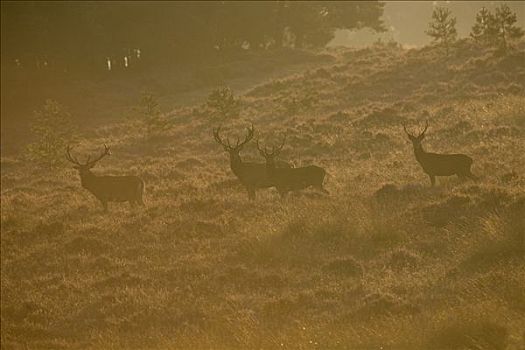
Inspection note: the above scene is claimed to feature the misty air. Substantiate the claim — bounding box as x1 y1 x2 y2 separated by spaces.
1 1 525 349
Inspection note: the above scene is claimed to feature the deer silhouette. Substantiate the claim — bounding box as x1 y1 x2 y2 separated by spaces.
66 144 145 211
257 135 328 199
403 121 476 186
213 124 292 200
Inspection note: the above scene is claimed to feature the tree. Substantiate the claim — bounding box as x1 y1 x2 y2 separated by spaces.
494 4 524 52
470 4 524 53
26 99 76 166
425 7 457 56
470 7 498 45
1 1 386 68
135 91 170 138
206 87 240 123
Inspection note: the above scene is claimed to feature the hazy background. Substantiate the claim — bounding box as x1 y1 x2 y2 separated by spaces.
1 1 525 349
330 1 525 47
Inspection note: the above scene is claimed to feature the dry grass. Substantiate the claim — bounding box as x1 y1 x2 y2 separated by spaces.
2 41 525 349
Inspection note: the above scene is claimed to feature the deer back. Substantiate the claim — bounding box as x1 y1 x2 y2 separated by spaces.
417 152 473 176
268 165 325 191
81 172 144 202
234 159 292 189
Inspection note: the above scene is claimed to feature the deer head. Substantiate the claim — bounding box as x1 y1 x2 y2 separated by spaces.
66 144 111 175
403 120 429 150
213 124 255 164
256 134 286 167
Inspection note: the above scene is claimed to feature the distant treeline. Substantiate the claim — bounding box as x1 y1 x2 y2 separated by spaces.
1 1 384 70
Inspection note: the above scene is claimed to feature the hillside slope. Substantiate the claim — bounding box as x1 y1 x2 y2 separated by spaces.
1 41 525 349
0 48 335 155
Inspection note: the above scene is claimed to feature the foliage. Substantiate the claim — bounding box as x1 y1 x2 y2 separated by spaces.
470 4 524 53
1 1 385 65
470 7 498 45
206 87 240 123
135 91 171 138
25 99 76 166
425 6 457 56
494 4 524 52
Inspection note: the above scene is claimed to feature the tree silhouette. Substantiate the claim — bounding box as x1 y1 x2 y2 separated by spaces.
1 1 385 70
425 6 457 56
470 4 523 53
471 7 498 45
494 4 524 53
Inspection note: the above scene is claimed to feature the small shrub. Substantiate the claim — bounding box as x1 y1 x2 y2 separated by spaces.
282 92 318 116
206 86 240 123
422 195 471 227
389 248 419 270
135 91 171 138
323 257 363 277
427 320 508 350
355 292 411 319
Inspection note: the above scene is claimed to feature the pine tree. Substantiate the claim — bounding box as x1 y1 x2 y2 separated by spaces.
494 4 524 53
425 7 457 56
470 4 524 53
206 87 240 123
470 7 497 44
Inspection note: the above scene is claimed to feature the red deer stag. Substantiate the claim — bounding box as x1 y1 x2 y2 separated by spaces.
403 121 476 186
66 144 145 211
257 136 328 199
213 124 292 200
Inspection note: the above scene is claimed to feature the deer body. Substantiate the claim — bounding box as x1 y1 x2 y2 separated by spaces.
214 125 292 200
257 137 328 199
67 144 145 211
79 172 145 210
404 122 476 186
267 164 327 198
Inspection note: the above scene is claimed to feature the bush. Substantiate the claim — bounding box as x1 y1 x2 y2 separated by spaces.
206 86 240 123
134 91 171 138
427 320 508 350
26 99 76 166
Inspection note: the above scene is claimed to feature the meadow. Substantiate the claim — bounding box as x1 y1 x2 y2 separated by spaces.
1 40 525 349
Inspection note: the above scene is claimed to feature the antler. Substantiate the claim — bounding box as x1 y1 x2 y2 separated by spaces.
66 144 111 168
213 124 254 151
213 126 231 150
86 144 111 168
402 122 414 138
419 120 429 138
256 138 268 157
257 134 286 158
65 145 82 165
235 124 254 150
274 134 286 156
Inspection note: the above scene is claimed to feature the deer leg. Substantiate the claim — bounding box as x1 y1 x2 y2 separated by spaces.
247 188 256 201
466 169 478 181
428 174 436 187
137 182 145 206
101 201 108 212
317 184 329 194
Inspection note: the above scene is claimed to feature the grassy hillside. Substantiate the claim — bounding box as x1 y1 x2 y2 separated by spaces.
0 48 335 155
2 40 525 349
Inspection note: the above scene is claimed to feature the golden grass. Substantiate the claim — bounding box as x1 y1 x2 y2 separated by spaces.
2 42 525 349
